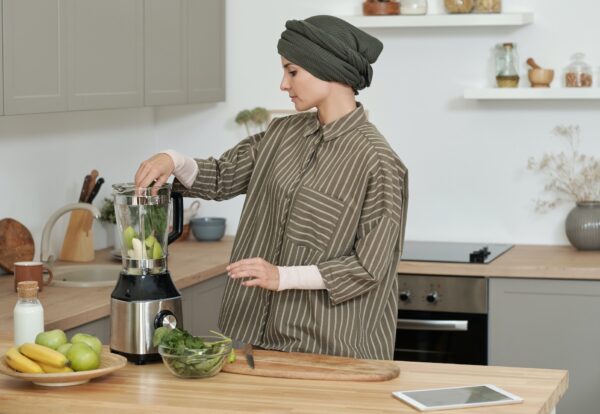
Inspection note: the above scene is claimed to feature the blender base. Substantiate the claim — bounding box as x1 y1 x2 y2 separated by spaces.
110 348 162 365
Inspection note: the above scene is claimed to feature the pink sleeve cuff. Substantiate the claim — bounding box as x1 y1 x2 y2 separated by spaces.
277 265 326 291
161 149 198 189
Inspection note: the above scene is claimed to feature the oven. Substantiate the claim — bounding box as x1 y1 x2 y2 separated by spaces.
394 274 488 365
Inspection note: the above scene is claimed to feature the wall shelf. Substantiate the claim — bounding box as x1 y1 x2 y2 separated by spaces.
341 12 534 28
464 88 600 100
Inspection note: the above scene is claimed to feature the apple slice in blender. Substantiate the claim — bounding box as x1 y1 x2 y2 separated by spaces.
132 238 144 260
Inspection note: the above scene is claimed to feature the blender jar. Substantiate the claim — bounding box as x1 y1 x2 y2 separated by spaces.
113 183 183 274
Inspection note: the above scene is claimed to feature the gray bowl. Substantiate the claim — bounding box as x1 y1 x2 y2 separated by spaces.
190 217 226 241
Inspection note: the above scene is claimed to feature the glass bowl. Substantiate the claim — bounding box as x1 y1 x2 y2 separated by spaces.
158 336 232 379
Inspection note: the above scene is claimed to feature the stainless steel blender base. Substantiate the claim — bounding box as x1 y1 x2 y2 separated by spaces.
110 296 183 364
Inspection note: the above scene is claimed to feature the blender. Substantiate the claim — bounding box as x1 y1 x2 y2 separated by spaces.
110 183 184 364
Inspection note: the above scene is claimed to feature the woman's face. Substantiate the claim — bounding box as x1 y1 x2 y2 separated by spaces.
280 57 331 112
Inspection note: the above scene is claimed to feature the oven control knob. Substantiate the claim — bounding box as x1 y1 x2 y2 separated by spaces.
426 292 438 303
399 291 411 301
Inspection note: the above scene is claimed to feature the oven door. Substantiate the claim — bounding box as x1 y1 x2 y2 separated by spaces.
394 310 487 365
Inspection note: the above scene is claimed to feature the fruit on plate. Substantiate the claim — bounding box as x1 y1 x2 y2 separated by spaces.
35 329 68 350
39 362 74 373
66 343 100 372
5 347 43 374
71 333 102 356
57 343 72 356
19 343 69 368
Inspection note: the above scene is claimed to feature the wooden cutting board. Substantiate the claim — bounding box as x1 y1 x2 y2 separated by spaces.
221 349 400 381
0 218 35 272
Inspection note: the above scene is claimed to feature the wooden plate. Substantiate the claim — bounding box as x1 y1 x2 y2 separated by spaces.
0 348 127 386
0 218 35 273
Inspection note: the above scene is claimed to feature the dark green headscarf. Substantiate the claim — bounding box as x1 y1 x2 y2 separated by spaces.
277 15 383 94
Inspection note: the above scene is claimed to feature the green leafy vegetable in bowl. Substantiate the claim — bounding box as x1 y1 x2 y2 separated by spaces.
153 327 235 378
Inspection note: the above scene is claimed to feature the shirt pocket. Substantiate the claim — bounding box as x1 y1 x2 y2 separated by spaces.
285 186 346 251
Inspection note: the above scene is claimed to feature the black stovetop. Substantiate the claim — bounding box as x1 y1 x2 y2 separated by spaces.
401 241 514 264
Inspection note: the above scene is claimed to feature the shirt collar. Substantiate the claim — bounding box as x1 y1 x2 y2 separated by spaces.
302 103 367 142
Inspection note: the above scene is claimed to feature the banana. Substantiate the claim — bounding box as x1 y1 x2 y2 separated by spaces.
5 347 44 374
19 343 68 368
39 362 74 373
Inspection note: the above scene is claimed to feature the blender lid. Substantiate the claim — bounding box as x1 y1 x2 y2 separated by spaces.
113 182 171 206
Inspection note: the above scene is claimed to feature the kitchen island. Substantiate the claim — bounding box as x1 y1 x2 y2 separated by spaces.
0 339 567 414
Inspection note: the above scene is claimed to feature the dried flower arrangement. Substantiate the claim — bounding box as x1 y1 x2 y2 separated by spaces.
234 107 269 136
527 125 600 212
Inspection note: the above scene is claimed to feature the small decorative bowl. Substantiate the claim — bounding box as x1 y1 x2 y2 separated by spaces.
190 217 226 241
158 337 232 379
528 68 555 88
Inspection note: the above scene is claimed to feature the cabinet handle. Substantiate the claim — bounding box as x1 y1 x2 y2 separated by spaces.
396 319 468 331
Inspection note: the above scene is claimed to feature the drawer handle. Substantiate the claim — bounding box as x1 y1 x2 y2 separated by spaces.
396 319 468 331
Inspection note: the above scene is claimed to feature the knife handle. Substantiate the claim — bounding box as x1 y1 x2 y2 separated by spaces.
85 169 99 202
87 177 105 203
78 175 92 202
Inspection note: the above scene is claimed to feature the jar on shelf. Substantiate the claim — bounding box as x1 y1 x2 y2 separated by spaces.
474 0 501 13
444 0 473 13
400 0 427 15
495 43 520 88
565 53 593 87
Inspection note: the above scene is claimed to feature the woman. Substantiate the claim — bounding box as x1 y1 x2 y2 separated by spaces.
135 15 408 360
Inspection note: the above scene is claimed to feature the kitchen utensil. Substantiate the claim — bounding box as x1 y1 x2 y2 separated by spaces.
78 175 92 203
528 68 555 88
242 343 255 369
87 178 105 203
13 262 53 292
86 169 99 201
0 347 127 387
222 349 400 381
526 57 541 70
110 182 184 364
0 219 35 273
190 217 226 241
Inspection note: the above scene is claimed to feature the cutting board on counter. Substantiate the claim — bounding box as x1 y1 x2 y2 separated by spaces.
221 349 400 381
0 218 35 272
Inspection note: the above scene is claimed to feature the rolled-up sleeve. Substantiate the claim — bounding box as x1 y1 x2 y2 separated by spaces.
172 131 266 201
317 158 408 306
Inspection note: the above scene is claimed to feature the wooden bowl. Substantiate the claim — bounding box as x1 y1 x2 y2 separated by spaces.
363 1 400 15
528 68 555 88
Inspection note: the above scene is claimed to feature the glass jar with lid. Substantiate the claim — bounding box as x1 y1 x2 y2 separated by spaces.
495 43 520 88
474 0 501 13
400 0 427 15
565 53 593 87
444 0 473 13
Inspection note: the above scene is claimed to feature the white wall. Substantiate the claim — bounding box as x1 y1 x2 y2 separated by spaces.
1 0 598 267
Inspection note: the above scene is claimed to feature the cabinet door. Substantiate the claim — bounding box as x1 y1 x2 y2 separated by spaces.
144 0 187 106
489 278 600 414
3 0 68 115
66 0 143 110
187 0 225 103
181 274 227 335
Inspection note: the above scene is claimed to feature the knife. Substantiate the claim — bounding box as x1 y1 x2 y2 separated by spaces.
86 177 105 203
78 175 92 202
86 169 99 202
243 343 255 369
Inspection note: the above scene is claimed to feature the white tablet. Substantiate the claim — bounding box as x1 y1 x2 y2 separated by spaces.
392 384 523 412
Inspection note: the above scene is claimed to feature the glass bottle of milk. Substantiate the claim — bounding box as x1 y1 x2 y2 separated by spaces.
13 281 45 347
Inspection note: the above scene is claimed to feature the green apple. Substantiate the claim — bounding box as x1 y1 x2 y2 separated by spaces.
71 333 102 355
35 329 68 350
123 226 137 249
57 343 72 356
67 343 100 371
152 242 163 260
145 234 157 248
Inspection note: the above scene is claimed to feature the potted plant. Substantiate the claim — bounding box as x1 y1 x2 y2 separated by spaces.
99 197 120 251
527 125 600 250
234 107 270 136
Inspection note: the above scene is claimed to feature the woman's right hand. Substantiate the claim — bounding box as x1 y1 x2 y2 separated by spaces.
134 153 175 188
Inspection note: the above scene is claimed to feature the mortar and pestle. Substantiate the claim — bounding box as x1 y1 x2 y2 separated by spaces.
527 58 554 88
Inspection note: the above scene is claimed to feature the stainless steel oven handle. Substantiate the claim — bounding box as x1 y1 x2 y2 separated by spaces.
396 319 469 331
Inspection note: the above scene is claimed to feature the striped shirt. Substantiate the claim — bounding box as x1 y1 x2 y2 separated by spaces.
173 103 408 360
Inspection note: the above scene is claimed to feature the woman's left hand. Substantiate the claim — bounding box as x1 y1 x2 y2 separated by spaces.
227 258 280 291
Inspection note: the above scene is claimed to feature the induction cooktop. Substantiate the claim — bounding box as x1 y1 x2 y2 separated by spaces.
401 241 514 264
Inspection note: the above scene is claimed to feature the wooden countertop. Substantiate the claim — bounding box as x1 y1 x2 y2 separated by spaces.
0 237 235 336
0 237 598 339
397 244 600 279
0 340 568 414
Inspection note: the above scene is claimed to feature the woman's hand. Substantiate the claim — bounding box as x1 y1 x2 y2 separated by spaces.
227 258 280 291
134 153 175 188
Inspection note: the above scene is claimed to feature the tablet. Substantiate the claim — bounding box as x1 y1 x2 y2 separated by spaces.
392 384 523 411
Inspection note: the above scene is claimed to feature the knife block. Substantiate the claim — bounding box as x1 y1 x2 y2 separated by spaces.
59 209 95 262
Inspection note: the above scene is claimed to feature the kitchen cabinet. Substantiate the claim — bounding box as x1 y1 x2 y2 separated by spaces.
144 0 225 106
489 277 600 414
180 273 227 335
